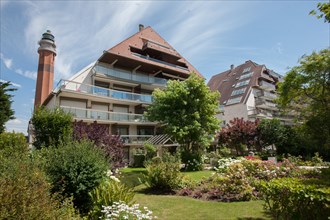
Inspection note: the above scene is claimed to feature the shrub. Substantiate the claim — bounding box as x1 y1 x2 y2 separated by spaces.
0 152 77 219
73 121 125 169
101 201 157 220
181 151 203 171
144 142 157 161
89 177 135 219
0 132 27 157
144 159 183 191
215 157 242 172
133 154 146 167
32 107 73 149
40 141 109 214
259 178 330 220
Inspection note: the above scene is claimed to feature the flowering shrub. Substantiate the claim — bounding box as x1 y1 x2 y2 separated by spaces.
101 201 157 220
89 173 135 219
144 159 183 191
214 158 242 172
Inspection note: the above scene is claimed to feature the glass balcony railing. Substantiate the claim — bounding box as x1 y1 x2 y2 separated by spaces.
120 135 153 144
61 106 152 123
57 80 153 103
259 80 276 91
93 64 167 85
255 90 277 99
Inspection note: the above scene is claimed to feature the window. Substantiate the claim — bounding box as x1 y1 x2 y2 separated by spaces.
235 79 250 88
226 96 242 105
231 88 246 96
239 72 253 80
242 67 251 73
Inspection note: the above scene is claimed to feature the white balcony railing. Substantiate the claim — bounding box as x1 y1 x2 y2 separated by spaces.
61 106 152 123
120 135 153 144
57 80 153 104
259 80 276 91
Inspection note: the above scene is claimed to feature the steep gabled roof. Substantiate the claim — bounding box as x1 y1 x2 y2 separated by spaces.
98 26 202 79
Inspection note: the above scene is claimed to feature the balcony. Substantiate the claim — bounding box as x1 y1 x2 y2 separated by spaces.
94 64 167 85
57 80 153 104
259 73 275 82
258 80 276 91
61 106 154 124
255 99 278 110
132 53 189 72
120 135 153 145
255 90 277 100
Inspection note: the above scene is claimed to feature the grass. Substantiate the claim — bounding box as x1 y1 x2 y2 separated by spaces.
120 168 270 219
135 193 270 220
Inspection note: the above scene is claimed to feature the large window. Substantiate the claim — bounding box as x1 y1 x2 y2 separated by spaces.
231 88 246 96
242 67 251 73
235 79 250 88
239 72 253 80
226 96 242 105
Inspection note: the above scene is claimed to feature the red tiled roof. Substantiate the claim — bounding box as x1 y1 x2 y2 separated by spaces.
98 26 202 79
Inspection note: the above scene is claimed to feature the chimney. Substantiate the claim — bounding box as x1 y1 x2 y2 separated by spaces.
230 64 234 70
34 30 57 109
139 24 144 31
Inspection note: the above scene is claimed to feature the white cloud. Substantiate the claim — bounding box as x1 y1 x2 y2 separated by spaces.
5 118 29 135
0 52 13 69
15 69 37 80
0 79 22 88
0 53 37 80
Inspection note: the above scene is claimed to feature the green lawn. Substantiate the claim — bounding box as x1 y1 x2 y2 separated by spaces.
119 168 270 219
135 193 270 220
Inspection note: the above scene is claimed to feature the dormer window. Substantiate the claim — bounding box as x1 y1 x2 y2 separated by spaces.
242 67 251 73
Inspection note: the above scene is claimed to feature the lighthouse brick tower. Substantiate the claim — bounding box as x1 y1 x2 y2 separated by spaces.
34 30 56 109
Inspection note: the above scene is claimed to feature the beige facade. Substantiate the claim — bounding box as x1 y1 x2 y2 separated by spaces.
35 26 201 164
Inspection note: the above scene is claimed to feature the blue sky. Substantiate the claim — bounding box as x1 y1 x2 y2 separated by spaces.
1 0 329 135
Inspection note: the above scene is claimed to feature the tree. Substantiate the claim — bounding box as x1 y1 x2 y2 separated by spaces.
73 120 125 169
310 2 330 23
146 73 220 166
256 119 287 151
218 118 259 155
277 48 330 159
32 107 73 149
0 82 16 133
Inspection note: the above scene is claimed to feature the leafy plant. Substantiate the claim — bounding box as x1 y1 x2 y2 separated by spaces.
146 73 220 165
0 81 16 133
0 132 27 157
89 178 135 219
73 121 125 169
218 118 260 155
144 159 183 191
259 178 330 220
40 140 109 214
0 148 78 219
32 107 73 149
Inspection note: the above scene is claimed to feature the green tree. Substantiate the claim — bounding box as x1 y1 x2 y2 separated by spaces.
277 48 330 159
146 73 220 163
256 119 287 151
310 2 330 23
0 82 16 133
32 107 73 149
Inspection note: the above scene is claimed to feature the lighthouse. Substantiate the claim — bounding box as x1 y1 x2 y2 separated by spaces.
34 30 56 109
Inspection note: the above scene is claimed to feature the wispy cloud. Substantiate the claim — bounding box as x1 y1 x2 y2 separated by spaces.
0 79 22 88
0 53 12 69
21 1 252 80
0 53 37 80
